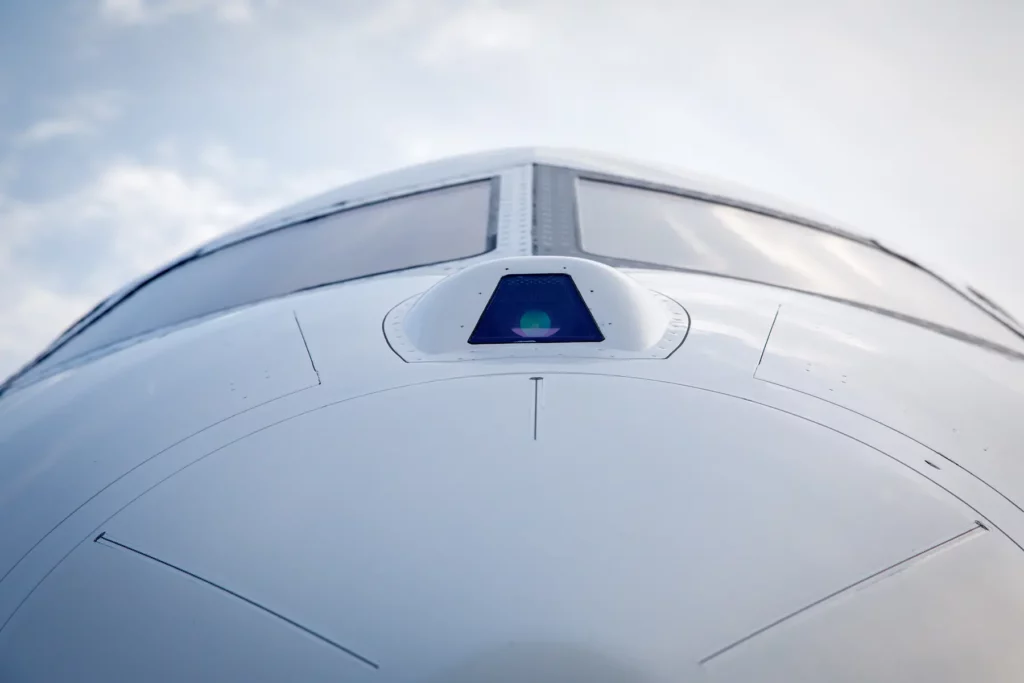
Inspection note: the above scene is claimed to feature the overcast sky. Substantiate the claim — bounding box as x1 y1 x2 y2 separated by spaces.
0 0 1021 378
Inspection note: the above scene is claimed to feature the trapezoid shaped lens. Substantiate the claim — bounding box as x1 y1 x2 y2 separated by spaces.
468 274 605 345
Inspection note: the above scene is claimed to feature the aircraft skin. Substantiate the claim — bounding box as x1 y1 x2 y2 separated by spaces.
1 148 1023 682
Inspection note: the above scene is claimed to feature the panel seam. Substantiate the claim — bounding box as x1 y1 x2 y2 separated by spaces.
699 521 988 665
92 532 378 670
292 311 321 385
530 376 543 440
756 305 781 373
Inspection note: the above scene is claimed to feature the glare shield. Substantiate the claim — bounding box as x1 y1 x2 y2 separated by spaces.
468 274 605 344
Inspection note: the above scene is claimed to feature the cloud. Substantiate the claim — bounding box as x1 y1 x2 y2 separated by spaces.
18 119 95 145
416 2 536 65
98 0 263 24
0 145 347 380
15 91 123 146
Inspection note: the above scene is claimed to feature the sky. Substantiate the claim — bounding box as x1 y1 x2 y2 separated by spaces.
0 0 1021 379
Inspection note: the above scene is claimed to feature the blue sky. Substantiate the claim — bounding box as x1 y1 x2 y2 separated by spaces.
1 0 1022 377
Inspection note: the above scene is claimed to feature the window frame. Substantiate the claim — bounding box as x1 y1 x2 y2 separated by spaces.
3 177 502 391
533 164 1024 358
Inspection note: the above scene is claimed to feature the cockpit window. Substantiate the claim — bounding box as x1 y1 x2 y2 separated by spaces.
36 180 497 370
565 176 1021 350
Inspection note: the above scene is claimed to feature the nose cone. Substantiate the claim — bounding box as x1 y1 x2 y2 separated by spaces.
12 372 977 681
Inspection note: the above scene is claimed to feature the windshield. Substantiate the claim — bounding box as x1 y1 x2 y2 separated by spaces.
575 178 1021 350
30 180 497 373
